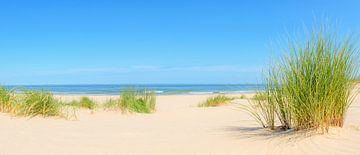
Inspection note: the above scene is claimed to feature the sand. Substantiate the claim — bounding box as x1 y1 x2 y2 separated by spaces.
0 94 360 155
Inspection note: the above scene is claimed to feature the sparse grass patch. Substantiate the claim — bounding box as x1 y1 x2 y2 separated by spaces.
239 94 246 99
198 95 234 107
120 88 156 113
68 97 96 110
104 88 156 113
103 98 121 111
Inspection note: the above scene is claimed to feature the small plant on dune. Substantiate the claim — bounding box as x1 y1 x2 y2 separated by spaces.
104 88 157 113
17 91 63 117
68 97 96 110
120 88 156 113
0 87 17 113
245 25 359 132
198 95 234 107
239 94 246 99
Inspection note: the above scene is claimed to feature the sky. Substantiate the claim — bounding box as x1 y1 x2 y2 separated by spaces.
0 0 359 85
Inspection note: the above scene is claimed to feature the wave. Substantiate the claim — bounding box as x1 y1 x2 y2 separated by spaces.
154 91 164 94
217 90 256 94
188 91 214 95
7 84 263 95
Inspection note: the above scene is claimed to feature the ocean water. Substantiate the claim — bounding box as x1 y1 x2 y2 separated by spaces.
5 84 264 95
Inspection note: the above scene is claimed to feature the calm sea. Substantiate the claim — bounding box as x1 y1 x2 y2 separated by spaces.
5 84 264 95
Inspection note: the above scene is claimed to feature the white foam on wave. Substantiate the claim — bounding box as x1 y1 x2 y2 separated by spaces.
218 90 256 94
188 91 214 95
154 91 164 94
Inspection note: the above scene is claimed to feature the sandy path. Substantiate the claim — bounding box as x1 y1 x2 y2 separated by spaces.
0 94 360 155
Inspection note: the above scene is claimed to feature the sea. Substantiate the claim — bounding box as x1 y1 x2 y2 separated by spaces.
5 84 264 95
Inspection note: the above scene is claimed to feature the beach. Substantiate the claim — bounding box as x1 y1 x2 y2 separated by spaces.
0 93 359 155
1 0 359 154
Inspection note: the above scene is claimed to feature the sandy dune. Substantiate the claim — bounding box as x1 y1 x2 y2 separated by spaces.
0 94 360 155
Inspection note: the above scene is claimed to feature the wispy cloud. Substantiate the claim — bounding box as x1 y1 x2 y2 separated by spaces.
162 65 261 72
8 65 263 77
32 68 128 76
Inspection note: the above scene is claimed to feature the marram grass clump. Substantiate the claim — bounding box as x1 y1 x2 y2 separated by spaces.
17 91 63 117
245 27 359 132
104 88 156 113
0 87 76 119
198 95 234 107
0 87 16 113
120 89 156 113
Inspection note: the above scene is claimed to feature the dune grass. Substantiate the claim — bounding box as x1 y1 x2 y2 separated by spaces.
355 76 360 83
68 97 96 110
0 86 157 117
242 91 276 129
198 95 234 107
103 98 121 110
239 94 247 99
17 91 63 117
0 87 16 113
245 26 359 132
251 93 267 101
104 88 156 113
0 87 76 119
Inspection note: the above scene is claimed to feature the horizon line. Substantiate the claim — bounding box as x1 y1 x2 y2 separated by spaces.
3 83 265 86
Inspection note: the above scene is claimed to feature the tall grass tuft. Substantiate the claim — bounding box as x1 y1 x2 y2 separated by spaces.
246 26 359 132
0 87 76 119
104 88 156 113
18 91 63 117
0 87 16 113
198 95 234 107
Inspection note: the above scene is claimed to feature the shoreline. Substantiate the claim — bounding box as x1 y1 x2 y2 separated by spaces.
53 92 256 97
22 91 259 96
5 84 263 96
54 93 255 104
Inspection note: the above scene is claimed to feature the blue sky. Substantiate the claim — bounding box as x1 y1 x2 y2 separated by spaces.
0 0 359 84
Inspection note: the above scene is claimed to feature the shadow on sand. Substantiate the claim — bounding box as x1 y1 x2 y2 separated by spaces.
219 125 321 143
